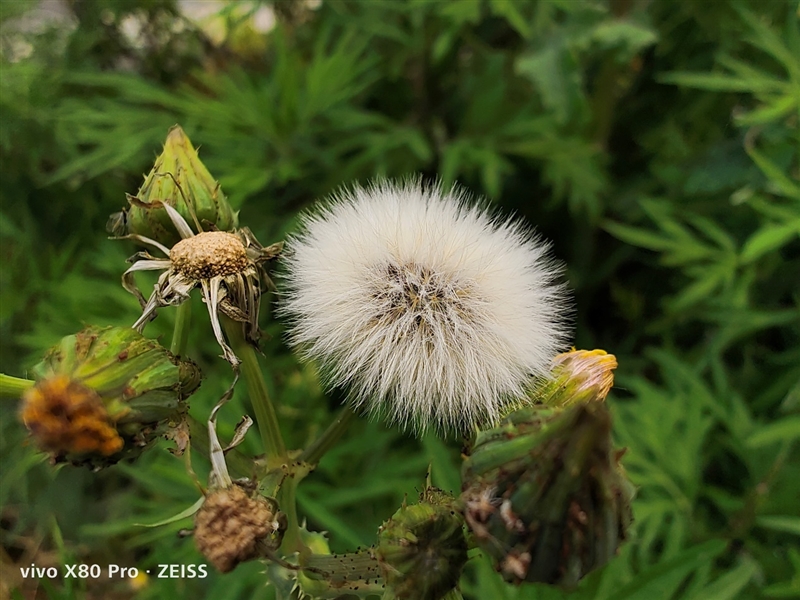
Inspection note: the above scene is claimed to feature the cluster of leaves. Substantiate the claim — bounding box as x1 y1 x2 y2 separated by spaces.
1 1 797 599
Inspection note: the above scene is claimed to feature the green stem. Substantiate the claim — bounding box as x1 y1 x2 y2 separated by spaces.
278 478 302 555
170 301 193 357
0 374 34 398
299 551 385 598
220 316 287 463
299 406 359 465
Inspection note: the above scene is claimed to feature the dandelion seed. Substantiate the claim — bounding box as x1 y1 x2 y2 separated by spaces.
280 180 570 433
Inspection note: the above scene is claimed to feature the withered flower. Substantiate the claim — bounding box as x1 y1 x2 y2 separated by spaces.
120 202 282 367
20 326 200 467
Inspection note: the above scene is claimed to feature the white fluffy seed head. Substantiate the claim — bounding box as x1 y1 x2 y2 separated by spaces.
279 180 571 434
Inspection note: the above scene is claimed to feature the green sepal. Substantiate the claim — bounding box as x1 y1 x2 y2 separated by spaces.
111 125 237 246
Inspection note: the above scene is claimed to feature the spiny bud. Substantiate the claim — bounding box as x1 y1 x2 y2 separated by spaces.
194 484 285 573
21 326 200 467
533 349 618 408
108 125 237 246
461 401 634 586
375 487 468 600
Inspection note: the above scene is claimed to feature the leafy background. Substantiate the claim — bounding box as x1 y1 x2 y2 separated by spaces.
1 0 798 599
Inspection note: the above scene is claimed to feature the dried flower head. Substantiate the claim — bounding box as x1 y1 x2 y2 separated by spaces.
461 401 634 585
20 326 199 466
194 484 285 573
280 181 570 432
120 202 282 367
22 375 123 456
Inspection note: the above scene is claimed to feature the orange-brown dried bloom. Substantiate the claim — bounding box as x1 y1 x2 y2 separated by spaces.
194 485 284 573
21 375 124 456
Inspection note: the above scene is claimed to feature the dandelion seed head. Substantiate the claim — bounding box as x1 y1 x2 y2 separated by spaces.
280 180 570 433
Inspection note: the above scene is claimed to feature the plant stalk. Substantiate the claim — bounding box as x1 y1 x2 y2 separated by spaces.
299 551 385 598
170 301 193 357
299 406 359 465
278 478 303 555
0 374 34 398
220 316 287 463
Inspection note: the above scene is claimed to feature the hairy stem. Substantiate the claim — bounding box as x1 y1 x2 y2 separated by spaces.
220 316 287 463
299 406 359 465
170 301 193 357
0 374 34 398
299 551 385 598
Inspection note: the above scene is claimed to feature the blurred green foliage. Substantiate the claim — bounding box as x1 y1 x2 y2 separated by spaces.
1 0 798 599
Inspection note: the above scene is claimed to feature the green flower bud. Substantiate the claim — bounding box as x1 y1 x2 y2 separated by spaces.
108 125 237 246
461 401 634 585
375 487 469 600
21 326 200 466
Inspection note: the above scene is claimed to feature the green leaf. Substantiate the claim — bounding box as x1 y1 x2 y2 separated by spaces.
489 0 531 39
756 515 800 536
745 415 800 447
516 44 575 123
667 269 726 312
603 221 673 251
746 144 800 200
740 221 800 263
686 558 757 600
132 496 204 528
589 20 657 59
612 540 727 600
660 71 786 93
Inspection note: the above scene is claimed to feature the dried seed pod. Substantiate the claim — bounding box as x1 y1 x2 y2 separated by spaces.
194 484 285 573
20 326 199 467
461 401 634 586
375 487 468 600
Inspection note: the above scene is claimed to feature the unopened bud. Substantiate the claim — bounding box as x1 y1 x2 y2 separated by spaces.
533 349 618 408
375 487 468 600
108 125 237 246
